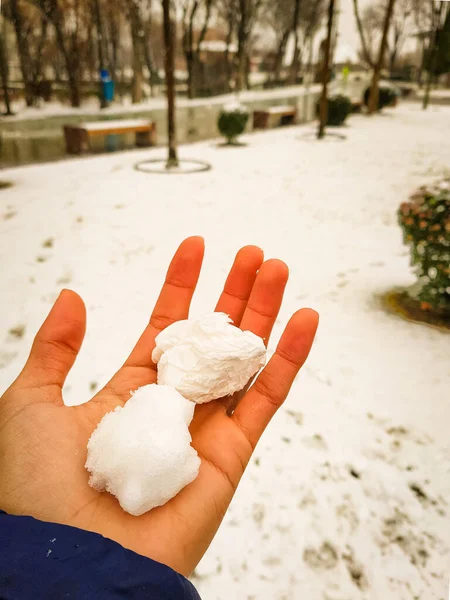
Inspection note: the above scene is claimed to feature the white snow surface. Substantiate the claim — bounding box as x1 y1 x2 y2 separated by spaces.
0 102 449 599
82 119 153 132
85 384 200 516
152 312 266 403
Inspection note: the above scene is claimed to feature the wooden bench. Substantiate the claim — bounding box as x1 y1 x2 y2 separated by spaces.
253 105 297 129
64 119 157 154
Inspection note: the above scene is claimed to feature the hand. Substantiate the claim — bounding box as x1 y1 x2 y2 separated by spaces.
0 237 318 577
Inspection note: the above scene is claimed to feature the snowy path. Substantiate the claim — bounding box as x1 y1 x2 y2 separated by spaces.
1 102 449 599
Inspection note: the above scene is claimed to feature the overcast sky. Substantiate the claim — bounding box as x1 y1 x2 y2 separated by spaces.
338 0 360 49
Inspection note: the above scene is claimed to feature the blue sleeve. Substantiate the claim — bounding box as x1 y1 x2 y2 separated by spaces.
0 511 201 599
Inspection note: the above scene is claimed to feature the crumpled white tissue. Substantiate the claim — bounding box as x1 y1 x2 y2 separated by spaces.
85 384 200 516
152 312 266 404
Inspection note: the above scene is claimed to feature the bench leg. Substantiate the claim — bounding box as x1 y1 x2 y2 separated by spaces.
136 131 150 147
64 127 80 154
135 125 157 147
64 128 91 154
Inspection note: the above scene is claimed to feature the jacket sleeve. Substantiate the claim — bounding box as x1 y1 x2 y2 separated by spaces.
0 511 201 600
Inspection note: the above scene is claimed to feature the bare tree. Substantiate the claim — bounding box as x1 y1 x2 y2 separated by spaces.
264 0 295 83
302 0 326 47
354 0 413 73
387 0 413 73
31 0 92 107
235 0 264 91
141 1 157 95
103 2 121 82
30 14 48 88
4 0 52 102
423 1 446 110
217 0 237 91
288 0 302 84
163 0 178 167
412 0 433 86
3 0 35 106
125 0 144 102
0 16 13 115
92 0 107 107
181 0 214 98
317 0 336 138
367 0 397 114
125 0 156 102
352 0 376 67
265 0 325 86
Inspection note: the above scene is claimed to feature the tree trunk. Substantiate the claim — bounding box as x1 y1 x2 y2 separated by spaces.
416 36 426 87
66 57 82 107
224 12 234 92
236 0 248 91
32 17 48 87
105 8 119 82
93 0 107 108
0 23 13 116
162 0 178 168
352 0 374 68
183 2 198 100
126 0 147 103
142 20 156 97
8 0 34 106
318 0 335 139
368 0 397 114
288 0 302 85
274 31 290 82
423 2 444 110
302 32 314 122
186 51 195 99
193 0 213 97
132 1 156 99
389 48 396 75
52 15 82 107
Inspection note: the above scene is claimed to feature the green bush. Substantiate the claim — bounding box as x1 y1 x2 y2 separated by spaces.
379 87 397 108
364 86 397 110
218 104 249 144
398 178 450 314
326 95 352 126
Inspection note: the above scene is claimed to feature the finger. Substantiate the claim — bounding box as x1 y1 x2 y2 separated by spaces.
122 236 205 370
221 259 288 413
239 259 289 345
19 289 86 390
232 309 319 450
215 245 264 326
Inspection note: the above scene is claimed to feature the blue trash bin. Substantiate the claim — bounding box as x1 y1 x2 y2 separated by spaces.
100 70 115 103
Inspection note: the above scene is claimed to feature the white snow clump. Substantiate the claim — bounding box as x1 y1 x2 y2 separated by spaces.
152 312 266 404
223 101 248 114
85 384 200 516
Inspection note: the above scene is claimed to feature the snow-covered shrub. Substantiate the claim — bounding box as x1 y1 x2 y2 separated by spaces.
364 86 397 110
398 178 450 314
323 95 352 126
379 87 398 108
218 102 249 144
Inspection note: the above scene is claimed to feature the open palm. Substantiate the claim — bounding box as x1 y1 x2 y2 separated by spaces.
0 237 318 577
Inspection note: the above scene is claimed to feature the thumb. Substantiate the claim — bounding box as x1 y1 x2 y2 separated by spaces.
19 289 86 390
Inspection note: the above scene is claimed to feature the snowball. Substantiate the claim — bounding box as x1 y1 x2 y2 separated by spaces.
152 312 266 404
85 384 200 516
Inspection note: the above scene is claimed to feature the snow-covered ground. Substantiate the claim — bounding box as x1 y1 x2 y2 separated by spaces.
1 102 449 599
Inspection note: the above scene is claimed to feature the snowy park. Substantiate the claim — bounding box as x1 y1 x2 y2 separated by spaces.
1 101 449 599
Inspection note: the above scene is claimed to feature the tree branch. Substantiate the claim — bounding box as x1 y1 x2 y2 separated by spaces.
352 0 375 67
